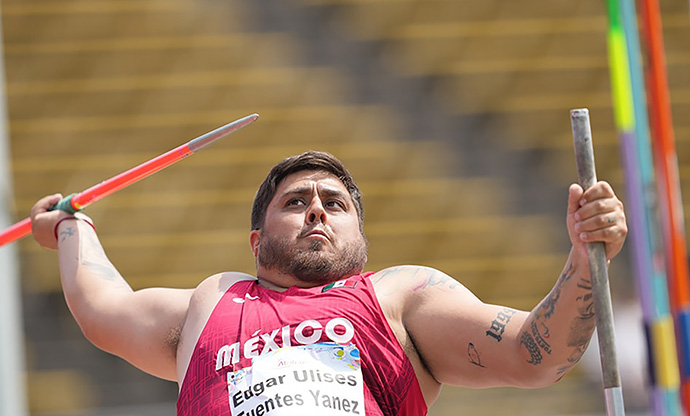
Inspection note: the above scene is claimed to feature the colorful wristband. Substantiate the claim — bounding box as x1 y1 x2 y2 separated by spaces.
53 216 97 241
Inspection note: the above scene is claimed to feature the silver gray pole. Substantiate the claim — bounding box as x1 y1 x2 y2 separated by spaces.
570 108 626 416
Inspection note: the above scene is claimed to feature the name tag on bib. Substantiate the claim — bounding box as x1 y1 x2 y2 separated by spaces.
227 343 365 416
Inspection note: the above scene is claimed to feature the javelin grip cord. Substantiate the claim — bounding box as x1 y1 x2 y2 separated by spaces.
51 193 80 214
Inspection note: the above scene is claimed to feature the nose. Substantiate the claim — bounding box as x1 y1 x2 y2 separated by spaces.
306 198 327 225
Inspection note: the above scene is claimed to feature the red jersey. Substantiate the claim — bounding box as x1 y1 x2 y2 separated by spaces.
177 272 427 416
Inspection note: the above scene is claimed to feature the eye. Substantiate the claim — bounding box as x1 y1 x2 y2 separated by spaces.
286 198 305 207
325 200 345 210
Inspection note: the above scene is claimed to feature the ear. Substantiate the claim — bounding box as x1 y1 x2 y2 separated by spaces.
249 229 261 258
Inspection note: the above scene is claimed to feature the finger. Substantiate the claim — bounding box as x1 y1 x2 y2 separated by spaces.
30 193 63 218
580 181 615 204
568 184 584 214
575 198 623 221
575 215 628 243
579 225 626 244
575 212 622 234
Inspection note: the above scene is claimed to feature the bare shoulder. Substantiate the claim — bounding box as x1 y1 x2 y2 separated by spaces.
368 265 482 401
176 271 256 383
184 271 257 328
190 272 257 305
369 265 473 301
369 265 480 324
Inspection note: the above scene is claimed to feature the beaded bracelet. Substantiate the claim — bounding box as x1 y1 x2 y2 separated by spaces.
53 216 97 241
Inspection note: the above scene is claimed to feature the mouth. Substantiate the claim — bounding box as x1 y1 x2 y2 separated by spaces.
301 229 331 241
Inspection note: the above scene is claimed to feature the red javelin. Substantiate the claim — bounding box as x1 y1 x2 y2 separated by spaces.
0 113 259 247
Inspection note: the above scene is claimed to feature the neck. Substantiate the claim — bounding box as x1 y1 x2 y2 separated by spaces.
255 269 321 291
255 276 292 292
255 267 353 291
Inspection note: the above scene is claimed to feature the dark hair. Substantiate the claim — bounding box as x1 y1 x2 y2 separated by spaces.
251 151 364 231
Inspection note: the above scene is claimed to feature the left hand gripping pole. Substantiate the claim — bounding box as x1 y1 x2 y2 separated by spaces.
570 108 626 416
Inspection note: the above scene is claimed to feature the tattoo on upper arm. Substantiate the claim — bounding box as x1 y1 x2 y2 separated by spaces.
371 267 461 294
485 308 517 342
369 268 398 285
412 268 460 291
467 343 485 368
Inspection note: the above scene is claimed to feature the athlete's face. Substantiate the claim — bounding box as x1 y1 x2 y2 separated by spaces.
250 170 368 285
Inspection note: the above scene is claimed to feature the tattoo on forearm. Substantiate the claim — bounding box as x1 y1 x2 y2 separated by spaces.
538 287 560 320
82 230 108 260
520 332 543 365
536 263 574 320
557 339 591 376
521 262 597 375
81 260 122 281
530 321 552 354
576 278 595 319
59 226 75 242
564 315 595 361
540 322 550 339
577 277 592 291
556 278 596 375
78 229 128 286
568 342 589 364
467 343 485 368
485 308 517 342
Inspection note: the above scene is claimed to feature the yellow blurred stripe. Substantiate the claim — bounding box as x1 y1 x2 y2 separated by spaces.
652 317 681 388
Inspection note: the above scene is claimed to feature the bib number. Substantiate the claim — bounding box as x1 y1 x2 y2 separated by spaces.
227 343 364 415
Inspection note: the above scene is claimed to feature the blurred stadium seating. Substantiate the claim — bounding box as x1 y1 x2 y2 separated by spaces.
2 0 689 414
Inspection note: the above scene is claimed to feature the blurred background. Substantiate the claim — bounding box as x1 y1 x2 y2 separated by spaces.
0 0 689 414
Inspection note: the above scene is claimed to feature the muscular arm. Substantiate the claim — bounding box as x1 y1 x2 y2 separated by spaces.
520 253 594 379
376 256 592 389
32 195 192 381
59 220 192 380
376 181 626 389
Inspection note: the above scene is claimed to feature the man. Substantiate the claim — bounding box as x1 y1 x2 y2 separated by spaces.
31 150 627 415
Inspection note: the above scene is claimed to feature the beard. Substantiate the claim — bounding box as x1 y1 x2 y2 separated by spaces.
257 230 368 285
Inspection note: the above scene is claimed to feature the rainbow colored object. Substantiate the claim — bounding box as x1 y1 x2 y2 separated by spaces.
638 0 690 410
605 0 683 414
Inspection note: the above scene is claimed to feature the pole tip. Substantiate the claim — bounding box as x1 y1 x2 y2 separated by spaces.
570 108 589 118
241 113 259 126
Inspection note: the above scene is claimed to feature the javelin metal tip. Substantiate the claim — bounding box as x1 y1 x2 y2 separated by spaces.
188 113 260 152
234 113 259 125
